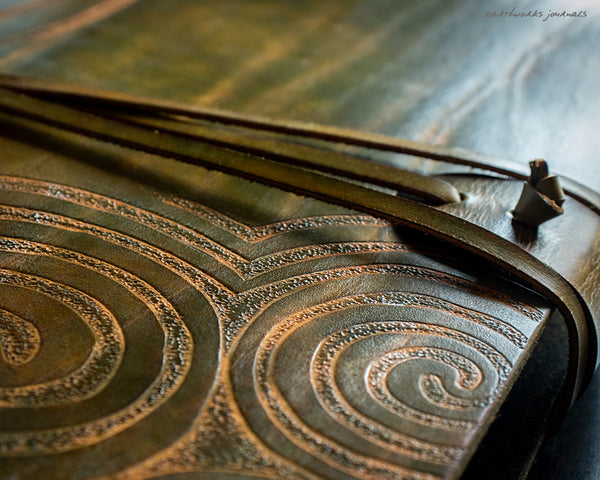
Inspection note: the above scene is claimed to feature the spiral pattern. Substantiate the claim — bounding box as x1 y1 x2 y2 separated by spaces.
0 176 224 472
0 267 124 408
0 174 546 480
0 238 194 455
367 348 483 427
232 281 539 479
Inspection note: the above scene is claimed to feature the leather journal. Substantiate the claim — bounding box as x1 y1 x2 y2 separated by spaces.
0 2 599 480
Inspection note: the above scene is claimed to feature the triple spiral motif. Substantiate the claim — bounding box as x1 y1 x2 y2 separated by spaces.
0 175 546 480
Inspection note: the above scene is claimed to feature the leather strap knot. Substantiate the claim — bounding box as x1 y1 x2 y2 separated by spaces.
513 159 565 227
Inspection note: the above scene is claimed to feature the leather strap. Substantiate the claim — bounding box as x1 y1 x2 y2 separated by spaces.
0 85 596 424
95 109 463 205
1 73 598 213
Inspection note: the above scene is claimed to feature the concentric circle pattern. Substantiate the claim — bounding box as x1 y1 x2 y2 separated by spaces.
0 267 124 408
0 175 548 480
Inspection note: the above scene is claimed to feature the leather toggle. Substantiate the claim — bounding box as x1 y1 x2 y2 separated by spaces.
513 159 565 227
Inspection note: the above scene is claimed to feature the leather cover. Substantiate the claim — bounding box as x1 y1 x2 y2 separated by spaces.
1 2 599 480
1 115 598 480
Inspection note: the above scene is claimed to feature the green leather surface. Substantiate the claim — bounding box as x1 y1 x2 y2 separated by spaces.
1 1 599 479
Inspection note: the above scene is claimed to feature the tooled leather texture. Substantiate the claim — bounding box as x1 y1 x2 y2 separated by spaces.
438 174 600 350
0 130 560 480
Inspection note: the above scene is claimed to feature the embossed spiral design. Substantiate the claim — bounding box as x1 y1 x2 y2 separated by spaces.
232 281 535 480
0 268 124 408
0 176 222 464
366 348 484 427
0 174 544 480
0 239 193 455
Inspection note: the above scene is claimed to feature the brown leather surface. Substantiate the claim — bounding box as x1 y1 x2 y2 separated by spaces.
0 118 553 479
1 0 598 192
1 1 599 479
438 175 600 341
1 85 595 419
